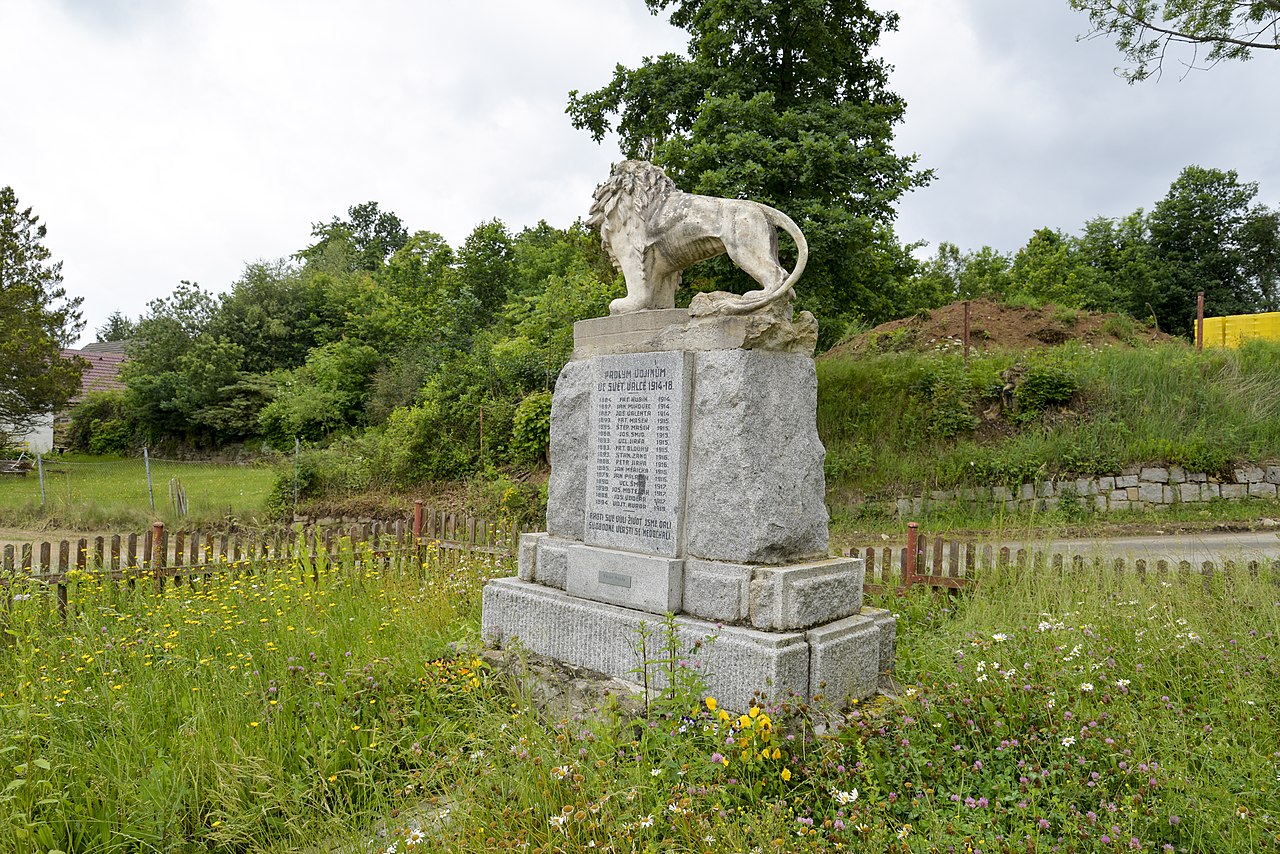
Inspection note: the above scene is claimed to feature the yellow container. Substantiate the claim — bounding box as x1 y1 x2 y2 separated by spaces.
1198 311 1280 348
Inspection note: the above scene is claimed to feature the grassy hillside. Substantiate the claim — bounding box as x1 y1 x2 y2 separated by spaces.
817 337 1280 512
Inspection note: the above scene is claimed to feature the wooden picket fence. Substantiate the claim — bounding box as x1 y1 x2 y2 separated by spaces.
844 523 1280 594
0 501 528 620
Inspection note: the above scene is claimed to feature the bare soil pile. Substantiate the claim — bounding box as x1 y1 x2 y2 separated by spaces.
825 298 1175 358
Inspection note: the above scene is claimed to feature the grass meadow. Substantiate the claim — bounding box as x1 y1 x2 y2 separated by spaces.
0 456 278 530
817 339 1280 511
1 545 1277 853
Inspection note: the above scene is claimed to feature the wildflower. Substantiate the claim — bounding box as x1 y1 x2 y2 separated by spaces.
705 697 717 712
897 824 912 840
552 765 570 780
1080 682 1095 692
781 768 792 781
832 788 858 805
992 632 1009 642
1062 736 1076 747
650 768 661 777
549 815 567 828
639 815 654 828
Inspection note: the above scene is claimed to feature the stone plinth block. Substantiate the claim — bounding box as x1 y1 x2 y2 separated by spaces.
529 536 574 590
573 309 817 359
482 578 817 708
565 543 683 613
806 615 880 705
685 350 828 564
861 606 898 686
517 533 545 582
682 559 753 623
546 360 593 541
747 557 865 632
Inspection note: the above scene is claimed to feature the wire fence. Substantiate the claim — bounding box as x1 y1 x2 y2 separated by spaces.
0 450 284 525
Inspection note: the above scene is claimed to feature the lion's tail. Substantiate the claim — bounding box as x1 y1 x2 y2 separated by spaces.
716 205 809 316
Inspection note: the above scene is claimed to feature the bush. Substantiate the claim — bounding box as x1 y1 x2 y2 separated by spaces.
509 391 552 464
1013 363 1078 420
913 360 979 439
65 391 136 454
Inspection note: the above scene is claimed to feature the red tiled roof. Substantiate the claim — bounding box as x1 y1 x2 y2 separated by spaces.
62 348 128 402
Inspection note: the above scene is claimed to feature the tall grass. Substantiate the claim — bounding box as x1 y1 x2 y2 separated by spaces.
2 545 1276 851
818 339 1280 499
0 541 504 852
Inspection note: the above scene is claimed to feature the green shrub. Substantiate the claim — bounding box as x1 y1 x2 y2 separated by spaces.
65 390 136 454
1013 363 1078 420
913 360 979 439
509 390 553 465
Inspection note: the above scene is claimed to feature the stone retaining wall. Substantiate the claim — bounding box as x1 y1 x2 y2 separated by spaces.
894 464 1280 516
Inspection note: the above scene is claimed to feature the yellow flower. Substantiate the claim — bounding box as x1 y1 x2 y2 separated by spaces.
781 768 792 781
749 706 760 719
771 747 781 760
705 697 717 712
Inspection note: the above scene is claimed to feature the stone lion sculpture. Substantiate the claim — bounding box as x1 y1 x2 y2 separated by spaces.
587 160 808 317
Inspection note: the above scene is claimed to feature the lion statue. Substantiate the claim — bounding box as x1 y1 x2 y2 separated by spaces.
587 160 808 317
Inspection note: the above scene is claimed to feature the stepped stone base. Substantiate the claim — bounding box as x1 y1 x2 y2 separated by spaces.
481 577 893 710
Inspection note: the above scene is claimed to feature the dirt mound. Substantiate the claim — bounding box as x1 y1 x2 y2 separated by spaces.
824 298 1175 358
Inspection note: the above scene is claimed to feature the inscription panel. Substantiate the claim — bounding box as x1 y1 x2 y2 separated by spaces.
584 351 690 556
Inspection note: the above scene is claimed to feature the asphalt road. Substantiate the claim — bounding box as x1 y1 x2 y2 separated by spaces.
1004 529 1280 565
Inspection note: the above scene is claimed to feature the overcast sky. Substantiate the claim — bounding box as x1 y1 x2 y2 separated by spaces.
3 0 1276 345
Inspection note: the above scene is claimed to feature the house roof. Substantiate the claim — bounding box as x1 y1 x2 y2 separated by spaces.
62 347 128 403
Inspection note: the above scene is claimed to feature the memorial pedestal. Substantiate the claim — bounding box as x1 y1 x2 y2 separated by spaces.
482 311 895 707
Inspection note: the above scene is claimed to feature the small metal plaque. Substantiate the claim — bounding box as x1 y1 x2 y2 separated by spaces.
599 570 632 589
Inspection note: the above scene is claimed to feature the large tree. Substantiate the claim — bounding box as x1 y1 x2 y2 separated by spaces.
567 0 930 346
1069 0 1280 81
1145 165 1280 333
0 187 84 441
297 201 409 273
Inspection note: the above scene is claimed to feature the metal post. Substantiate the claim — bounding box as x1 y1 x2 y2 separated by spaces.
144 447 155 512
152 521 165 571
37 452 46 507
1196 291 1205 352
904 521 919 591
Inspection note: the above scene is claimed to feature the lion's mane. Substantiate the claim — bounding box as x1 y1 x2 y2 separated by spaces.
587 160 679 253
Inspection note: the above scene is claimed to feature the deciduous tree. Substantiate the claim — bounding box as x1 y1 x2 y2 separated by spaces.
1069 0 1280 81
